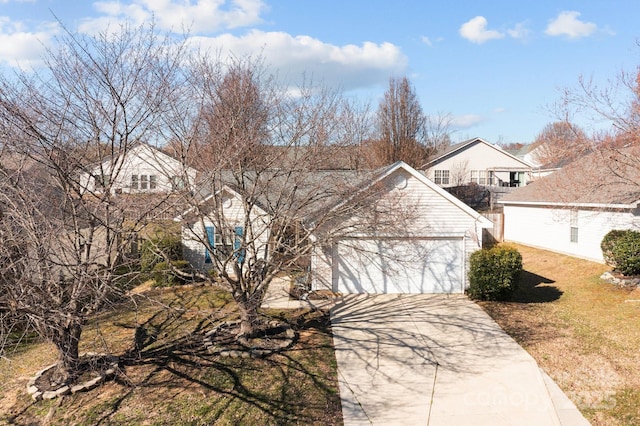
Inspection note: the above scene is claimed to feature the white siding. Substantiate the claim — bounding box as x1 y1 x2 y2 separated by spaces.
503 204 640 263
81 144 197 194
427 140 531 187
311 169 485 292
181 190 270 273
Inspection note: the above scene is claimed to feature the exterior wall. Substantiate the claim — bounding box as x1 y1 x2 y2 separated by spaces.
503 204 640 263
81 145 197 194
426 141 531 187
181 191 270 273
311 169 486 291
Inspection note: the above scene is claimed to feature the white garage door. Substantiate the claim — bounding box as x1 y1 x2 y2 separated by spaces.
334 238 463 294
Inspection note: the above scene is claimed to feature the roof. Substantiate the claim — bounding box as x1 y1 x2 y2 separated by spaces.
178 161 492 228
425 137 533 169
499 147 640 208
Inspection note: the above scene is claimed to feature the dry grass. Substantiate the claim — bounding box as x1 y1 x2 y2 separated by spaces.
0 285 342 425
480 244 640 426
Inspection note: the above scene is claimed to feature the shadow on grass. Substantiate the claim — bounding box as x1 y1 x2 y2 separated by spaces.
88 301 341 425
511 270 562 303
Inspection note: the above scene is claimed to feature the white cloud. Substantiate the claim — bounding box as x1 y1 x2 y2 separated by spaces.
459 16 504 44
0 17 58 67
507 22 530 40
421 36 432 47
79 0 267 35
451 114 484 129
188 30 408 92
545 11 597 39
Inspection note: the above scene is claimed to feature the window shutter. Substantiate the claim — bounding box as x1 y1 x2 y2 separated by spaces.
205 225 215 263
234 226 245 264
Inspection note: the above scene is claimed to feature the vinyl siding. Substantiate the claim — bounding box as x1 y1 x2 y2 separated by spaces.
181 190 270 272
311 169 484 291
503 204 640 263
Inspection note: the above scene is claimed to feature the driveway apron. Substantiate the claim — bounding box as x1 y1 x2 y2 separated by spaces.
330 294 587 425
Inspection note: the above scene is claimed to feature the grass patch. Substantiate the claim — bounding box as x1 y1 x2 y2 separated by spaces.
0 285 342 425
479 244 640 426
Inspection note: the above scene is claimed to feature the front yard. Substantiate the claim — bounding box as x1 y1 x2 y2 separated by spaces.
0 285 342 425
480 244 640 426
2 245 640 425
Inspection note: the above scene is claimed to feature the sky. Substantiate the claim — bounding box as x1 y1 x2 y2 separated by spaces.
0 0 639 145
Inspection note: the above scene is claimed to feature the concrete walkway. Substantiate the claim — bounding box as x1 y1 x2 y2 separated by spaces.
330 295 589 426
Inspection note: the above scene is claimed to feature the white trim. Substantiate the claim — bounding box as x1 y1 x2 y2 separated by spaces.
498 200 640 209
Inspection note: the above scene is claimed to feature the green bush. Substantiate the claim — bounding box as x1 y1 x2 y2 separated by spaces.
467 246 523 301
152 260 191 287
601 229 629 268
140 233 183 272
609 231 640 276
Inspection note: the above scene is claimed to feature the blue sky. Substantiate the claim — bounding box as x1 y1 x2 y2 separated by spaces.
1 0 638 144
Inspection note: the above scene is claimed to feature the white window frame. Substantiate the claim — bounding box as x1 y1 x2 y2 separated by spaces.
570 210 579 243
434 169 450 185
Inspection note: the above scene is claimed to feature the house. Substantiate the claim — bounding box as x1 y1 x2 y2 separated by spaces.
80 143 198 195
424 137 533 188
499 148 640 263
178 162 492 294
507 141 565 180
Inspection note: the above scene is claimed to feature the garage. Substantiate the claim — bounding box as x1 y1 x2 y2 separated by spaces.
333 238 464 294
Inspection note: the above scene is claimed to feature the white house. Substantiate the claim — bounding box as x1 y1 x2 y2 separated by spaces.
178 185 271 273
424 137 533 188
80 143 198 195
310 162 493 293
178 161 492 294
499 148 640 263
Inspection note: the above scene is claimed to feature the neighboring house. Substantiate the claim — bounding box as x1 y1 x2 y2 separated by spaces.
424 137 533 188
178 161 492 294
499 148 640 263
80 143 198 195
507 142 564 180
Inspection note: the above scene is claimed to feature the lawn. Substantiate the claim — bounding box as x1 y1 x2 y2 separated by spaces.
0 285 342 425
479 244 640 426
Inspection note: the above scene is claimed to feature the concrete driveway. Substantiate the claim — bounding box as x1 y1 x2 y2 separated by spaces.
330 294 589 425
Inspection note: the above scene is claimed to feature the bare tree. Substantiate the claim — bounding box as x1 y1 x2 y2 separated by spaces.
532 121 590 167
0 23 187 385
172 60 412 338
369 76 429 168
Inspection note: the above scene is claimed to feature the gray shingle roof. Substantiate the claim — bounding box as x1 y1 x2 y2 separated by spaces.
499 147 640 206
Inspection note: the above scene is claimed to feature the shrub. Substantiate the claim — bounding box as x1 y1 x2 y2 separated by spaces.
152 260 191 287
601 229 629 268
467 246 523 301
609 231 640 276
140 233 183 272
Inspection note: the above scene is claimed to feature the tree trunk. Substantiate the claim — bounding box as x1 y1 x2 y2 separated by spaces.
50 323 82 386
233 284 266 338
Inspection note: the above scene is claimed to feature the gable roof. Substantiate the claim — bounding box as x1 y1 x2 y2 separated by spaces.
425 137 533 169
175 161 492 228
309 161 492 229
499 147 640 208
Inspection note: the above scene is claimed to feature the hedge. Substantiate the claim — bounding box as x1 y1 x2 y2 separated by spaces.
603 230 640 276
467 246 523 301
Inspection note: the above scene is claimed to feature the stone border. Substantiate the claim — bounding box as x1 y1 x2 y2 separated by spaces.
203 320 296 358
27 353 119 401
600 271 640 288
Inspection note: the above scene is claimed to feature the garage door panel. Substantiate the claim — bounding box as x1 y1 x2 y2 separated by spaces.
335 239 462 294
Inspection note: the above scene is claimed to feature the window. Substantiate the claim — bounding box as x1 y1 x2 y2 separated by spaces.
434 170 450 185
140 175 148 190
149 175 157 190
130 175 139 189
97 174 110 188
570 210 579 243
171 176 185 191
471 170 487 185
